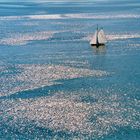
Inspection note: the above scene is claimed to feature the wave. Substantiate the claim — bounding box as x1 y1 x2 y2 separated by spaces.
1 31 140 46
0 31 55 45
0 30 76 46
8 31 139 45
0 13 140 20
63 13 140 20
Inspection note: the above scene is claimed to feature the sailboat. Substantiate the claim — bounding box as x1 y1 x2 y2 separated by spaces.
90 25 107 47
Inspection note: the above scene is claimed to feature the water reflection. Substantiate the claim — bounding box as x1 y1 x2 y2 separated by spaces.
90 45 107 70
91 45 106 55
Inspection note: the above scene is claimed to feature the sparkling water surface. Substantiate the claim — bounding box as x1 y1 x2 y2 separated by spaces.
0 0 140 139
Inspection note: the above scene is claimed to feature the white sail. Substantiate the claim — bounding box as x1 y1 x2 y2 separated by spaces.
90 31 97 45
98 29 107 44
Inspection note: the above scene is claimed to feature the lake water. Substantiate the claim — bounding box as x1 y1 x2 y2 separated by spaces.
0 0 140 139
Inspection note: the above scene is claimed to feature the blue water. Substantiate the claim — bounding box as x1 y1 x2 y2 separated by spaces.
0 0 140 139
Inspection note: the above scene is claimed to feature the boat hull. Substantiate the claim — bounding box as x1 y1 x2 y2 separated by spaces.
91 43 105 47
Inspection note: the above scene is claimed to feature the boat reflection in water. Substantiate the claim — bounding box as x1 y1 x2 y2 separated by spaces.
91 45 106 55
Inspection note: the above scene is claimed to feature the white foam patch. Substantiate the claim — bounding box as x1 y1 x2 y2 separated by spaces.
85 33 140 42
1 91 140 138
21 22 40 26
107 34 140 41
63 13 140 19
28 14 63 20
0 31 55 46
128 44 140 47
0 64 108 97
0 13 140 20
0 15 62 20
60 60 90 68
0 16 22 20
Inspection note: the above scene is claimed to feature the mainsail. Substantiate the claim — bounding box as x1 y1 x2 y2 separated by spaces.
98 29 107 44
90 31 98 45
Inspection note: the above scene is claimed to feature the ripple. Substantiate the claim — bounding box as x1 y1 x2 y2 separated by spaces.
0 64 108 97
0 90 140 139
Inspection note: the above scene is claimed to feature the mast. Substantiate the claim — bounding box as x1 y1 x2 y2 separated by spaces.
96 24 99 46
